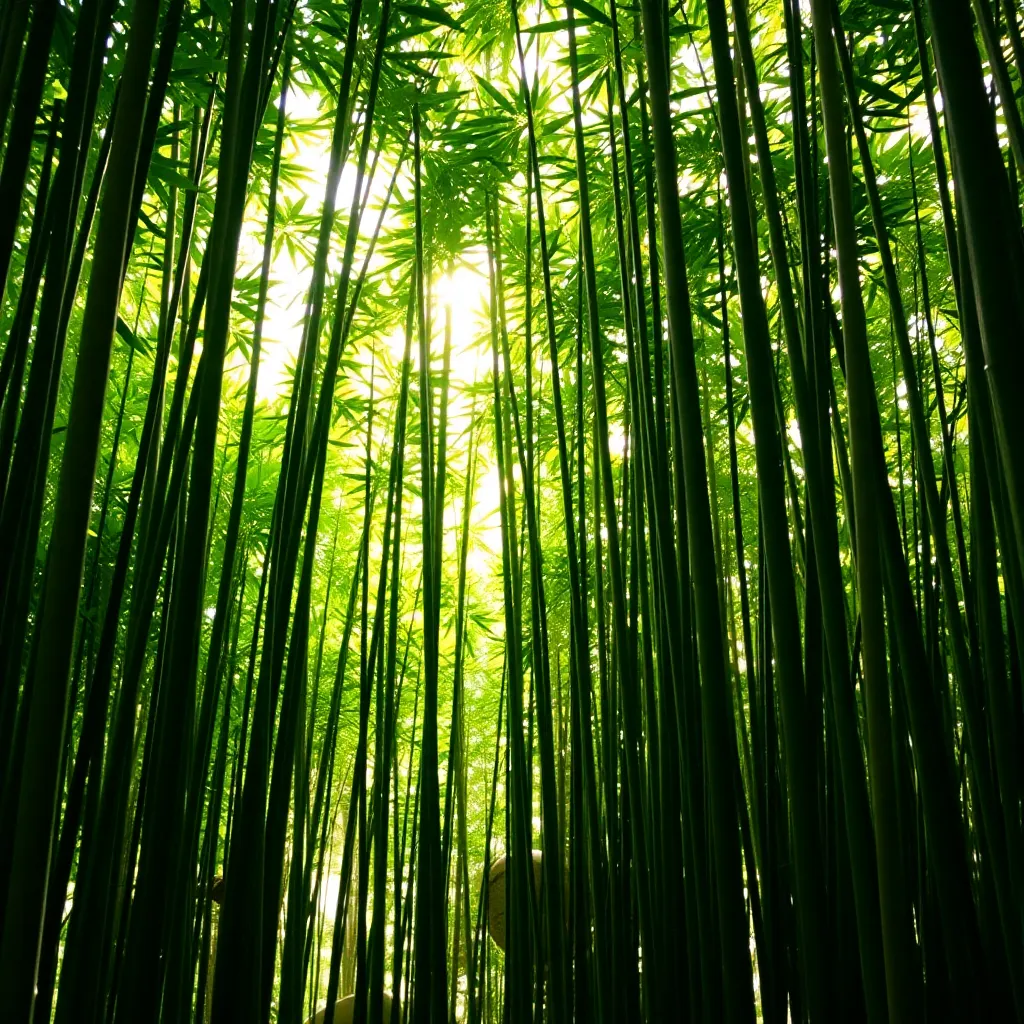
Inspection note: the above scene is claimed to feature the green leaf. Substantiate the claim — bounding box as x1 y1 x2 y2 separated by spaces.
395 2 464 32
116 316 150 356
567 0 611 26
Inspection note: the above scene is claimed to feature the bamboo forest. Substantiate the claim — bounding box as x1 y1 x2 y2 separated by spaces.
4 0 1024 1018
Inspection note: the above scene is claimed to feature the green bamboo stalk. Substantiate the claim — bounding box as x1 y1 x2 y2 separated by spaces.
0 0 161 1011
925 0 1024 590
509 6 610 1013
0 0 56 304
636 1 754 1017
703 1 830 1011
836 15 1024 1006
565 10 662 1014
731 2 894 1014
0 0 117 652
0 96 61 536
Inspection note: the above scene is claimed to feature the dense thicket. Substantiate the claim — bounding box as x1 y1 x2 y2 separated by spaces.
0 0 1023 1020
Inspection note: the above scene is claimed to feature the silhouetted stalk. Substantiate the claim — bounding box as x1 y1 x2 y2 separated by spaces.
637 1 754 1018
0 0 161 1012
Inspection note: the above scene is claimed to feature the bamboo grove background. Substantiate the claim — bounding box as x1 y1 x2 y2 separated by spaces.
0 0 1023 1019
